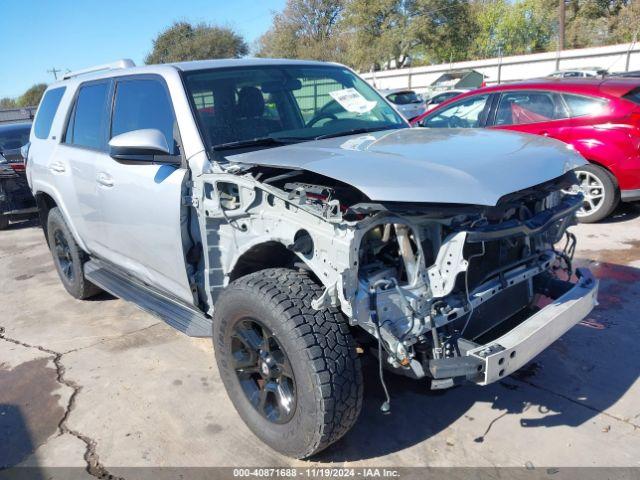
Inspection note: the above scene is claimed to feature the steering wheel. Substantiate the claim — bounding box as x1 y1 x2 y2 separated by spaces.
447 115 466 128
306 112 338 128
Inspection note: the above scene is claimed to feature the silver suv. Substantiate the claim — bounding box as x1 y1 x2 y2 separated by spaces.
25 58 598 458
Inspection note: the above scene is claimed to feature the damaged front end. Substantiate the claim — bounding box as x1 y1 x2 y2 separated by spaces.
195 163 597 391
350 174 598 390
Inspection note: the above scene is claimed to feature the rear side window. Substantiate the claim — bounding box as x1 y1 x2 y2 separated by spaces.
494 91 568 126
65 82 110 150
111 79 178 154
387 91 420 105
34 87 66 139
623 87 640 105
562 94 608 117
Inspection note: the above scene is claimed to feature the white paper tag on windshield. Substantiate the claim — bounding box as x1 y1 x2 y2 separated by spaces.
329 88 376 114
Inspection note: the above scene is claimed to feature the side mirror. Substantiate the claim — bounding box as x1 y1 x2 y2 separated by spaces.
108 129 178 164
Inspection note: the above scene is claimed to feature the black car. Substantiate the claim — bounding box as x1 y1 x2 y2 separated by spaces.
0 122 36 229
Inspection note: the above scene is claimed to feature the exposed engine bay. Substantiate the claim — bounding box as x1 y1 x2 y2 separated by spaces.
195 161 596 393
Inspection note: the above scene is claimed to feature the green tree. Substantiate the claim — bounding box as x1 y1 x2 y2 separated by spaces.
565 0 634 48
344 0 415 70
145 22 248 64
256 0 348 61
0 97 17 109
17 83 47 107
257 0 635 71
410 0 479 63
609 0 640 43
470 0 555 58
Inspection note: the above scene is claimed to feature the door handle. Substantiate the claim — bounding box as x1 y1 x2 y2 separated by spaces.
96 172 114 187
49 161 66 174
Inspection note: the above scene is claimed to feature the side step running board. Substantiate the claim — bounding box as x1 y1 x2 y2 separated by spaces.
84 260 212 337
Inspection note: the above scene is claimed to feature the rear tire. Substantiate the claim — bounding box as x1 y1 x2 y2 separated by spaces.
47 207 101 299
0 214 8 230
213 268 363 458
575 164 619 223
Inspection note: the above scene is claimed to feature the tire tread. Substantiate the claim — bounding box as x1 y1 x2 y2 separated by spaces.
218 268 363 458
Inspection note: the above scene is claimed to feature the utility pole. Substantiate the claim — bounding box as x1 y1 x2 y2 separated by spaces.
558 0 565 50
47 67 62 80
556 0 565 70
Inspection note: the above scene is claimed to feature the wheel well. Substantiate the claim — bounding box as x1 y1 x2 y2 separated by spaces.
34 192 57 240
229 242 299 282
582 160 619 188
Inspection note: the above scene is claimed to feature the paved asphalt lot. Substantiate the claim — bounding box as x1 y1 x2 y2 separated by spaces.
1 205 640 477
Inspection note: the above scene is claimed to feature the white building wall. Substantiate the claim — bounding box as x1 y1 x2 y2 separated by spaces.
360 42 640 94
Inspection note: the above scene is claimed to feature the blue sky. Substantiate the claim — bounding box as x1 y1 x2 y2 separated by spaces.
2 0 286 98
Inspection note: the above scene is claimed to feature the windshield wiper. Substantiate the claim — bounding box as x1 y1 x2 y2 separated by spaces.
313 126 397 141
212 136 304 152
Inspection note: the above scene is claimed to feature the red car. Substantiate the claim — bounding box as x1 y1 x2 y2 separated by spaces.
411 79 640 222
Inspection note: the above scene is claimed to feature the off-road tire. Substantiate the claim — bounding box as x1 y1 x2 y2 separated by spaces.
213 268 363 458
47 207 101 299
0 214 8 230
575 164 619 223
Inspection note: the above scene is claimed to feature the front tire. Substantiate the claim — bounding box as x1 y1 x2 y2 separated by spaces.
0 214 8 230
575 164 619 223
47 207 101 299
213 268 363 458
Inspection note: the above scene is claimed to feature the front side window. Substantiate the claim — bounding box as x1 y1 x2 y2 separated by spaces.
183 65 406 152
111 78 178 154
33 87 66 139
563 94 608 117
494 91 568 126
421 94 490 128
65 82 110 149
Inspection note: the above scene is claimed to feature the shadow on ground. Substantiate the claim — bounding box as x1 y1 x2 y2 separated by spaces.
0 358 64 471
599 202 640 224
317 259 640 462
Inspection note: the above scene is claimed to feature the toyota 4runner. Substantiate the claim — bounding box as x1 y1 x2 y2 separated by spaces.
25 58 598 458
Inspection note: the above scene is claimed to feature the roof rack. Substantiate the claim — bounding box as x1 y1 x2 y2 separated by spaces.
63 59 136 80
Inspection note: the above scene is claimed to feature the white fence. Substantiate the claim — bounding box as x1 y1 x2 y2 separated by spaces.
360 42 640 94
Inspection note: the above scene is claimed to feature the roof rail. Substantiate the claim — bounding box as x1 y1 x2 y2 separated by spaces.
63 59 136 80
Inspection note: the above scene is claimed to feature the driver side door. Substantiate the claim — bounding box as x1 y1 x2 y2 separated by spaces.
96 75 193 305
419 94 493 129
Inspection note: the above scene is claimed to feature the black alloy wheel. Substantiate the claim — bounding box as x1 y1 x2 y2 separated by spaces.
231 318 296 424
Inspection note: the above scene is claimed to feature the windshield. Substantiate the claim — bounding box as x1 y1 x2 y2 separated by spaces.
0 125 31 152
183 65 407 152
387 91 421 105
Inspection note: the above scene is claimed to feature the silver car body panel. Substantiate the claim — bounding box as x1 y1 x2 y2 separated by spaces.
27 65 201 303
227 128 587 206
468 269 598 385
